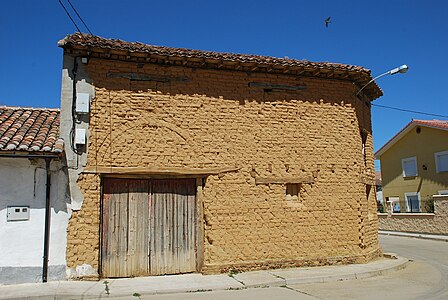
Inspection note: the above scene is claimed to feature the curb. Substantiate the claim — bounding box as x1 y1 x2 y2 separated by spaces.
379 231 448 242
0 257 410 300
230 256 410 289
274 256 409 286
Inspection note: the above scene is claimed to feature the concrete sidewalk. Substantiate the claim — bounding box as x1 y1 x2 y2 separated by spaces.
0 256 409 300
379 230 448 242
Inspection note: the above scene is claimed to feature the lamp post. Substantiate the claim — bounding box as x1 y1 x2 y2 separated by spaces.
356 64 408 96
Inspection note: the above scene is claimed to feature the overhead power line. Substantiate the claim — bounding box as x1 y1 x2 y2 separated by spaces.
58 0 93 40
372 103 448 119
58 0 85 40
67 0 93 35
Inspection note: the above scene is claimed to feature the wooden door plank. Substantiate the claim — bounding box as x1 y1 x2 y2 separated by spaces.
186 184 194 271
149 180 154 275
118 184 128 276
101 180 111 277
102 178 128 277
166 182 172 274
127 179 149 276
168 182 175 274
175 187 182 274
148 178 197 276
149 181 156 275
102 178 152 278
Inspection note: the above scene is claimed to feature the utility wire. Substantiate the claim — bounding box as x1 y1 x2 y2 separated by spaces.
372 103 448 119
67 0 93 35
58 0 86 41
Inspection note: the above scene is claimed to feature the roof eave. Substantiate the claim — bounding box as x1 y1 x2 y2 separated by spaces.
59 34 383 101
375 121 448 159
0 150 63 158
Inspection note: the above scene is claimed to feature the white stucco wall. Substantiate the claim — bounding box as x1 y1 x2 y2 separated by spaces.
0 157 70 283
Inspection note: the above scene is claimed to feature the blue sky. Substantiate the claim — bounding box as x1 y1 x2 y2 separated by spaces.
1 0 447 164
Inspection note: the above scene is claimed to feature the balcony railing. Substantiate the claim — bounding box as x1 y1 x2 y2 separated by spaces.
378 198 435 214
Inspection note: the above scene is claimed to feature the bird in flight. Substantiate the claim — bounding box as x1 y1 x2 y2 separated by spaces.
325 16 331 28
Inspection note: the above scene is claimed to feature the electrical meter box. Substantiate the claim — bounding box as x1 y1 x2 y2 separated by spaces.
75 128 86 145
7 206 30 221
76 93 90 114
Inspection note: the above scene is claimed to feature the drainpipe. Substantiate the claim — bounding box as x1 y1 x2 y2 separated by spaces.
42 157 52 283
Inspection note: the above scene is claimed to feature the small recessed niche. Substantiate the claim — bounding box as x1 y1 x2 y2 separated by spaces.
416 127 421 134
286 183 299 201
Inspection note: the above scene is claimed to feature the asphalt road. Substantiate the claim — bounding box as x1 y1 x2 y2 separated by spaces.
117 235 448 300
289 235 448 299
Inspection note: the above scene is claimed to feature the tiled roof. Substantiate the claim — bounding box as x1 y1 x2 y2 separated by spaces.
375 119 448 158
58 33 383 100
412 119 448 130
0 107 64 154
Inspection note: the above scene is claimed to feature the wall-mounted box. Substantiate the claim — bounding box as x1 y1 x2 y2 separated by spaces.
7 206 30 221
76 93 90 114
75 128 86 145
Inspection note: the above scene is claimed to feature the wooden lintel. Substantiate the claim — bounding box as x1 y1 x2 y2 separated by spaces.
107 72 188 82
83 166 240 176
255 176 314 185
249 82 307 91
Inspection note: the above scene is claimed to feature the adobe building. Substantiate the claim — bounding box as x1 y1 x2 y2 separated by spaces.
58 33 382 279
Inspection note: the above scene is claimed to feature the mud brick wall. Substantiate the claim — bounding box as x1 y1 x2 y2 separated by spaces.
66 173 101 272
66 58 381 273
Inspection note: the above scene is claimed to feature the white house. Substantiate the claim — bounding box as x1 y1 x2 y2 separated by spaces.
0 106 69 284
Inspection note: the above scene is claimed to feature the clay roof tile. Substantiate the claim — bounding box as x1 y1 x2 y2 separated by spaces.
0 106 64 154
58 33 382 100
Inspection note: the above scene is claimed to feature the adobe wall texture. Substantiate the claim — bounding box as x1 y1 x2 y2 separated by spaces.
65 57 380 275
378 196 448 235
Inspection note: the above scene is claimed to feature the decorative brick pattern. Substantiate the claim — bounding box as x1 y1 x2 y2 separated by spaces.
64 50 380 274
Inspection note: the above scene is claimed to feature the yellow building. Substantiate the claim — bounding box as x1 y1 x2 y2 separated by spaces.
375 120 448 213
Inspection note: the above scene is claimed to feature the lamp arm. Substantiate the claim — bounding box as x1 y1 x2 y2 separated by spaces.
355 70 391 96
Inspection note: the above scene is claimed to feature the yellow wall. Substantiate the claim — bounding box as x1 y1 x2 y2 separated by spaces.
380 126 448 211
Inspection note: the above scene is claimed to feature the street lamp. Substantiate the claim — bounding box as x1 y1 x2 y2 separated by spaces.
356 64 408 96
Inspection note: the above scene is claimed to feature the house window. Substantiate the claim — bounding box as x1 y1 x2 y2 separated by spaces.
435 150 448 173
285 183 299 201
402 157 418 177
404 192 421 212
438 190 448 195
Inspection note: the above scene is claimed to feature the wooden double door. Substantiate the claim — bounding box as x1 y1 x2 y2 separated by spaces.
101 178 197 277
